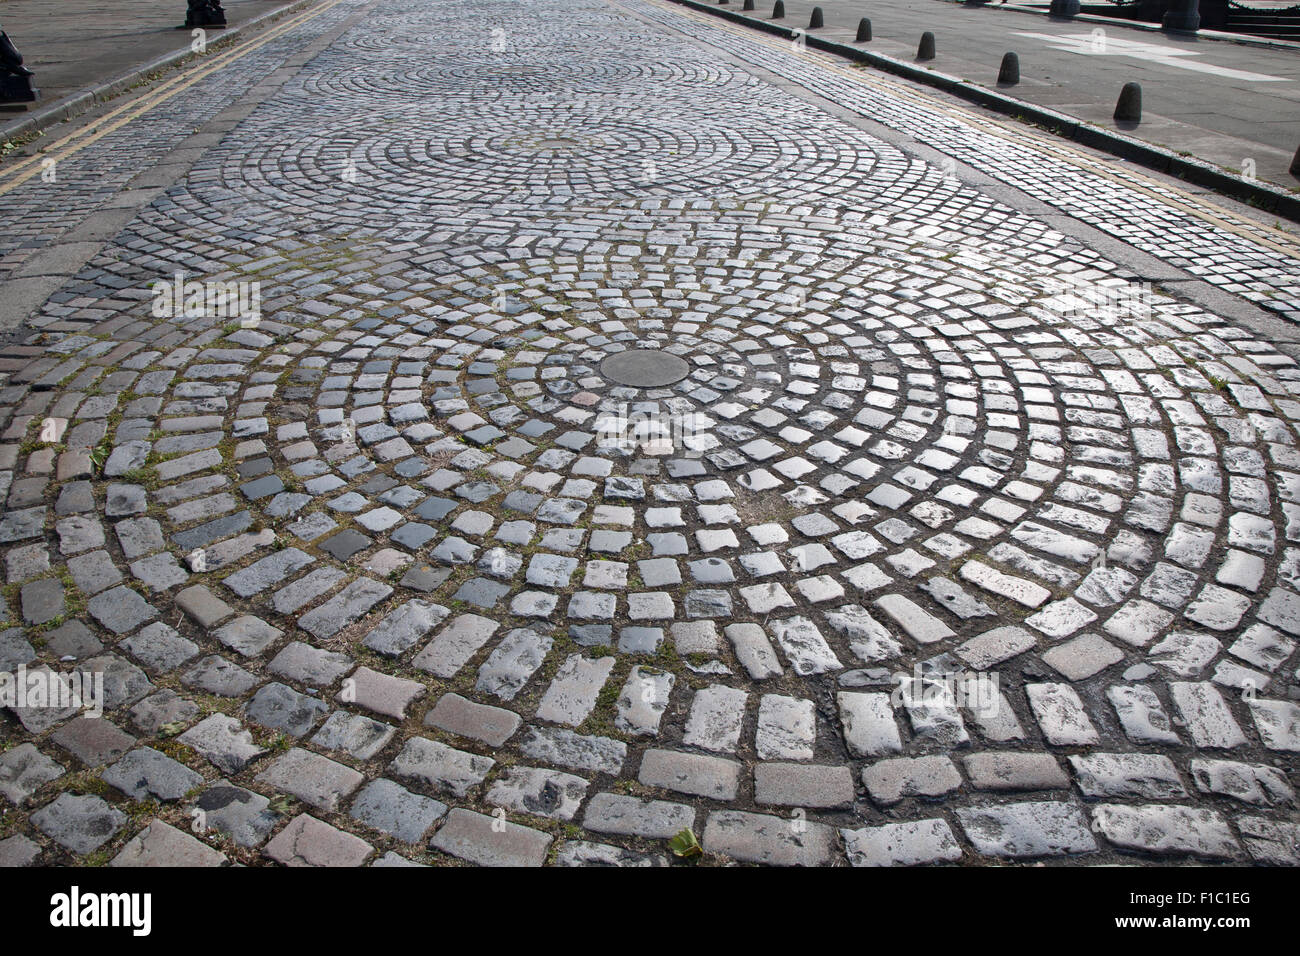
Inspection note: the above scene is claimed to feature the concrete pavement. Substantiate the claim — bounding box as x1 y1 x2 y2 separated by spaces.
0 0 305 113
700 0 1300 189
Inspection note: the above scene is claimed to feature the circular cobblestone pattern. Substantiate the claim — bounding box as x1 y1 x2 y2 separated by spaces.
0 0 1298 871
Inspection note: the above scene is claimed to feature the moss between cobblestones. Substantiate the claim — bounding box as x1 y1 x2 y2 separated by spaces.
188 691 243 719
17 434 60 459
120 579 150 598
272 467 303 495
77 847 114 868
153 739 203 766
121 799 163 825
145 447 184 466
731 487 797 527
0 580 22 616
119 466 158 490
54 769 113 799
578 659 636 739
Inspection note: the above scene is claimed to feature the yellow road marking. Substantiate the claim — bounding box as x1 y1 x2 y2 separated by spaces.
0 0 347 196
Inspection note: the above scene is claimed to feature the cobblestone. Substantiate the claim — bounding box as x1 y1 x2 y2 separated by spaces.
101 747 202 802
755 763 856 809
109 821 227 867
179 714 267 775
638 748 742 800
265 814 374 867
1090 804 1239 860
703 810 840 866
349 778 448 842
389 737 494 798
256 747 364 812
842 819 963 867
962 752 1069 792
0 744 63 805
429 808 551 867
582 793 695 838
31 794 126 855
196 782 280 847
425 692 521 747
956 801 1097 859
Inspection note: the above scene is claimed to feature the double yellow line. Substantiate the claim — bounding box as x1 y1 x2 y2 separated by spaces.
0 0 347 197
651 0 1300 261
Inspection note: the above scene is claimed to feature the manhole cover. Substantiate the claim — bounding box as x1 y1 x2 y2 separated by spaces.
600 349 691 388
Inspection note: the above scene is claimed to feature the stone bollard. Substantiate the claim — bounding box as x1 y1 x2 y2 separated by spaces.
773 0 785 18
917 31 936 60
998 51 1019 85
809 6 824 27
856 17 872 41
1114 82 1141 123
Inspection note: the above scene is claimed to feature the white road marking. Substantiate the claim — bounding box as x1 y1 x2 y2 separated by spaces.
1011 32 1291 82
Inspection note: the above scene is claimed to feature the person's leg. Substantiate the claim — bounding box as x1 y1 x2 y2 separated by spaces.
0 28 35 78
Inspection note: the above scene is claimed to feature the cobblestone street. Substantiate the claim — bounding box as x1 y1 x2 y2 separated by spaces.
0 0 1298 869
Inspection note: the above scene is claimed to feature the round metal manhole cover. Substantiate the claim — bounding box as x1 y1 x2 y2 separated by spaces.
600 349 691 388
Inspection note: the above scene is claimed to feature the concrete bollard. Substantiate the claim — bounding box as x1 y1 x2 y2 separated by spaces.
917 31 936 60
773 0 785 18
809 6 824 27
1114 82 1141 122
998 52 1019 85
856 17 872 41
